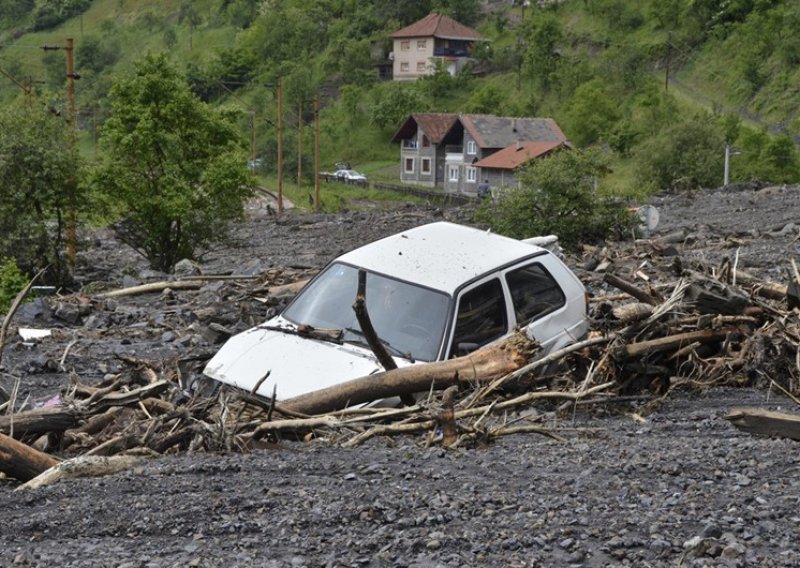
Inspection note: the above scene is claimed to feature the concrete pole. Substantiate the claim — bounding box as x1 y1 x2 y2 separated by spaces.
724 144 731 186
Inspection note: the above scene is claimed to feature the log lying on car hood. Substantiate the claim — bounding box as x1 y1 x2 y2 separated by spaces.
280 331 539 415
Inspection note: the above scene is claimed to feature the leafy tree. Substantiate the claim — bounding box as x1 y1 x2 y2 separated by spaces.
475 149 635 249
735 129 800 183
520 14 563 91
93 54 252 272
76 34 121 74
563 78 619 147
0 100 76 285
432 0 482 26
370 83 425 131
633 112 725 191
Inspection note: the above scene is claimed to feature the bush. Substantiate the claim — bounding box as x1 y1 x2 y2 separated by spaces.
0 257 28 314
474 149 636 249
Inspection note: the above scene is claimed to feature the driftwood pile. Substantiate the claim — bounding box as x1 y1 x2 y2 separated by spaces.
2 231 800 487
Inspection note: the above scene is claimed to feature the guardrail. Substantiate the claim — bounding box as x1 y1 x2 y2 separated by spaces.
320 173 478 206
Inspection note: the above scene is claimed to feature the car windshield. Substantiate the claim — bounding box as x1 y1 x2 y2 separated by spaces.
282 262 451 361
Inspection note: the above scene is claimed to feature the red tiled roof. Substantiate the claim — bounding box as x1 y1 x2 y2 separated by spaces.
391 13 481 41
391 113 459 144
473 141 566 170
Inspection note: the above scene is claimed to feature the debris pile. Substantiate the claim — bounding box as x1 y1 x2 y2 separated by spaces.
1 227 799 488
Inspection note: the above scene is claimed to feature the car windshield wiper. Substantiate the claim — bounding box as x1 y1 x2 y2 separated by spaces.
263 323 344 344
344 327 415 362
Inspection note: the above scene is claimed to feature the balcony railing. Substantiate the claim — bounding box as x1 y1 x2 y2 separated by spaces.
445 145 463 154
433 48 470 57
402 140 418 149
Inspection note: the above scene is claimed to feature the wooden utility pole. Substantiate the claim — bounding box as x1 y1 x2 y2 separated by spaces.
314 94 320 211
297 100 302 195
277 77 283 215
65 37 78 270
665 32 671 92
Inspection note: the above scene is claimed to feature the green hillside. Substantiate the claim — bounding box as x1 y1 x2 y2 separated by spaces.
1 0 798 197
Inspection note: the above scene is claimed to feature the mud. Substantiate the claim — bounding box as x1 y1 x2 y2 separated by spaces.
2 185 800 567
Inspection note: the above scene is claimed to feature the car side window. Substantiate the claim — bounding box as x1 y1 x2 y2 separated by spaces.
506 262 566 327
450 279 507 357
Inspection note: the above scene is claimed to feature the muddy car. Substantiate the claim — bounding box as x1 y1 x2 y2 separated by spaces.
203 222 588 401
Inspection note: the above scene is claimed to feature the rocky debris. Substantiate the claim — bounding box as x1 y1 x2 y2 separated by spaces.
1 189 800 566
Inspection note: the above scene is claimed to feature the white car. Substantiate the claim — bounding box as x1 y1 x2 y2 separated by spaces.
334 169 367 183
203 222 588 402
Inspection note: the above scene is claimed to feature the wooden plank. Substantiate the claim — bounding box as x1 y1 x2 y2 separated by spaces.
725 407 800 441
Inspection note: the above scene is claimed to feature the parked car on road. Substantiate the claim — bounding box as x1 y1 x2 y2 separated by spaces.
203 222 588 402
334 169 368 183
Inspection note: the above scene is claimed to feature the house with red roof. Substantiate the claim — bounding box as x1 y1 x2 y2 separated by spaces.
391 113 569 194
390 13 481 80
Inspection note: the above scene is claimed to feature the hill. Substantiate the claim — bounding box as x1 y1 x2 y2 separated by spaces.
0 0 798 196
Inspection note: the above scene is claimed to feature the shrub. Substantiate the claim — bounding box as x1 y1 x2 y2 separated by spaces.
0 258 28 314
474 149 636 249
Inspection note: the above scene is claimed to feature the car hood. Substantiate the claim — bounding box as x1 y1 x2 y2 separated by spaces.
203 318 410 400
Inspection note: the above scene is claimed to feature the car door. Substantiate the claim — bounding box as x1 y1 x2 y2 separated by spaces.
447 277 509 358
502 260 568 354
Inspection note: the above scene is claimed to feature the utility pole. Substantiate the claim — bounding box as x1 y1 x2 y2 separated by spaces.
297 100 302 195
276 77 284 215
65 37 77 270
314 94 320 211
42 38 80 270
724 144 740 186
665 32 671 92
250 111 256 166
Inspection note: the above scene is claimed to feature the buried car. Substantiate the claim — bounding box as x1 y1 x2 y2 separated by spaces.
202 222 588 402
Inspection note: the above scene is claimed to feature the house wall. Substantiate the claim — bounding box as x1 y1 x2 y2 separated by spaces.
481 169 520 190
392 37 435 80
398 130 437 187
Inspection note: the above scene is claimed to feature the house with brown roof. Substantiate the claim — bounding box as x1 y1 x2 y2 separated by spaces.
390 13 481 81
391 113 568 194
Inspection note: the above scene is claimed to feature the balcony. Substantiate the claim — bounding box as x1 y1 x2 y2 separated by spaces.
402 140 418 149
445 145 463 155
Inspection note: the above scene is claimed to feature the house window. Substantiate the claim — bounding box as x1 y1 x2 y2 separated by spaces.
400 40 410 51
416 61 426 72
417 40 426 50
421 158 431 174
466 167 477 183
467 140 476 155
422 135 430 147
400 62 409 72
404 157 415 174
448 165 459 182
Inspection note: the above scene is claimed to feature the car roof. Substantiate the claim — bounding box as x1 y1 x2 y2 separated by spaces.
336 221 546 294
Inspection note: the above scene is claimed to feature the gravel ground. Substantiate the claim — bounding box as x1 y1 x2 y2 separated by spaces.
2 185 800 567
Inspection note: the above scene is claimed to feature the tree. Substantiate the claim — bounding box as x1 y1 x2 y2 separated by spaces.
93 54 252 273
633 112 724 191
563 78 619 147
0 100 76 285
475 149 634 249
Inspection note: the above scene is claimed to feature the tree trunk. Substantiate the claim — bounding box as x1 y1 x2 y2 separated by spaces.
280 333 537 415
0 432 59 482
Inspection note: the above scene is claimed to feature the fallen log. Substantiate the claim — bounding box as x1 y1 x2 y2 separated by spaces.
615 328 735 360
724 407 800 441
0 406 82 436
603 273 660 306
16 454 147 491
281 332 538 415
0 432 59 482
